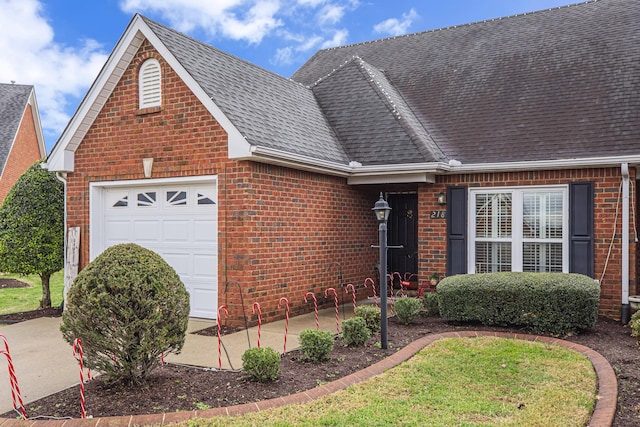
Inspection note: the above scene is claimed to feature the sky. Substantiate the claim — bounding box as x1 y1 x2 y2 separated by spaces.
0 0 584 152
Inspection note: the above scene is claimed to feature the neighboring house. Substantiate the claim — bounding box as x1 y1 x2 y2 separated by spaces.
47 0 639 324
0 83 46 204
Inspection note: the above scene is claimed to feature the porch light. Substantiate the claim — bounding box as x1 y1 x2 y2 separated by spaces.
372 193 392 222
438 192 446 206
372 192 391 349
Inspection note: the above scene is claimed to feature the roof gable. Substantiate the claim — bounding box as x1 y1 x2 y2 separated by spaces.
311 56 445 165
0 83 45 173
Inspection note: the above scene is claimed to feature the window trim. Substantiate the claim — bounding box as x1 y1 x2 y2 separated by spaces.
467 185 569 274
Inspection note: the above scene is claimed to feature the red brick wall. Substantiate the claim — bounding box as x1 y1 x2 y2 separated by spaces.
416 169 638 319
0 104 43 203
66 40 379 326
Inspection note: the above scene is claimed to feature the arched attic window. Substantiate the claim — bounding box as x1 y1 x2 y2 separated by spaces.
139 58 161 109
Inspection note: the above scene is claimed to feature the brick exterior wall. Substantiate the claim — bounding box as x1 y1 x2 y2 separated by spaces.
0 104 43 203
416 169 638 320
66 39 635 325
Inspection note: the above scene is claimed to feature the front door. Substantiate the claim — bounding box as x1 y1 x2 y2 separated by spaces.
388 194 418 278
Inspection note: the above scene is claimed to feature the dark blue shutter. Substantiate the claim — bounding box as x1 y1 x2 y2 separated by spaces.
447 186 467 276
569 182 594 278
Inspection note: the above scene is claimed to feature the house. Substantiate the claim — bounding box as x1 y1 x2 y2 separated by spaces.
46 0 639 325
0 83 46 204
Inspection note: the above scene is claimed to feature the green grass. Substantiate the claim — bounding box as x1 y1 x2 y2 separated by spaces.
0 270 64 314
186 337 597 427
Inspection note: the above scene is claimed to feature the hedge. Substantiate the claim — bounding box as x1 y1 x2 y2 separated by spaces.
437 272 600 336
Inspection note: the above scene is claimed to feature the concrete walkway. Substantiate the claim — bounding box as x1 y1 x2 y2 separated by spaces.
0 305 356 414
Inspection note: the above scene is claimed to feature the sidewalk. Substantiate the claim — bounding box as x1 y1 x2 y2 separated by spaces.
0 304 358 414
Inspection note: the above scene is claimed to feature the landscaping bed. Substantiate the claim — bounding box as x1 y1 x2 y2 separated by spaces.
0 311 639 426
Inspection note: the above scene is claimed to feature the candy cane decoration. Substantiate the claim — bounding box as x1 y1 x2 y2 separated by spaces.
324 287 340 334
304 292 319 329
345 283 357 314
0 334 26 419
217 305 230 369
73 338 87 419
386 273 396 314
252 302 263 348
363 277 378 307
278 297 290 353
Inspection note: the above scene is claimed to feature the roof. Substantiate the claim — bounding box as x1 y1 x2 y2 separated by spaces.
48 0 639 181
0 83 34 174
293 0 640 166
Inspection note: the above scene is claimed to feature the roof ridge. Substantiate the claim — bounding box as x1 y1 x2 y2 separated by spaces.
317 0 596 54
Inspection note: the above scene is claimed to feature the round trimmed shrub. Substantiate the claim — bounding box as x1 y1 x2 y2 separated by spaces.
242 347 281 382
355 305 381 333
341 317 371 346
60 243 190 386
299 329 334 362
422 292 440 317
394 297 423 325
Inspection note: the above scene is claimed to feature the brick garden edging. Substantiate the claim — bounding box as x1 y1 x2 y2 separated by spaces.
0 331 617 427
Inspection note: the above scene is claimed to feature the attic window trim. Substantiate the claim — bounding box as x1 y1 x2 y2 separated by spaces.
138 58 162 111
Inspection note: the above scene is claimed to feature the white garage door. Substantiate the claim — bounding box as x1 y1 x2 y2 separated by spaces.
96 182 218 319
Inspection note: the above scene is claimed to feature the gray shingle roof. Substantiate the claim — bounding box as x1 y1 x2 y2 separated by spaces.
142 17 349 165
293 0 640 165
0 83 32 174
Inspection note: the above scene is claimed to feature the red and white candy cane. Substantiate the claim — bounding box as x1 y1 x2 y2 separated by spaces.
304 292 319 330
0 334 26 419
73 338 87 419
217 305 230 370
363 277 378 307
345 283 357 314
252 302 262 348
278 297 290 353
324 287 340 334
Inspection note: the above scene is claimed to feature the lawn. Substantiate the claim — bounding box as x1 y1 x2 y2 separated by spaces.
0 270 64 314
187 336 597 427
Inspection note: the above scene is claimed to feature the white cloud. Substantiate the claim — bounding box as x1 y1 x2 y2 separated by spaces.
120 0 283 45
317 4 344 25
321 29 348 48
373 8 418 36
0 0 108 148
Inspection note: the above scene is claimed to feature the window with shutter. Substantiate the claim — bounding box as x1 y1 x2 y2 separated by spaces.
139 58 161 109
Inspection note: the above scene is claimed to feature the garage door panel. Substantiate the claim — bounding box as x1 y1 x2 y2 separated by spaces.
163 220 190 241
161 253 190 276
194 254 217 278
96 182 218 319
133 220 159 241
194 220 217 242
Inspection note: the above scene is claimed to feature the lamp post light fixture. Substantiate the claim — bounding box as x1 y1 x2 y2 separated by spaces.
372 192 391 349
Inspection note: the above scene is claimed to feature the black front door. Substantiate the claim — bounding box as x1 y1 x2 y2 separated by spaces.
387 194 418 278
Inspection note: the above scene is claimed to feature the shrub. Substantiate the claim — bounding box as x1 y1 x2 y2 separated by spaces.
299 329 334 362
394 297 423 325
437 272 600 336
341 317 371 346
241 347 281 382
60 243 190 386
422 292 440 317
630 311 640 341
355 305 381 333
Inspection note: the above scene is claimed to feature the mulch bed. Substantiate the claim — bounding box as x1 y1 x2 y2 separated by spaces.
0 278 29 289
0 311 639 426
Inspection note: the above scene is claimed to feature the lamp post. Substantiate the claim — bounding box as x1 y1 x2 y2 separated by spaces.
372 193 392 349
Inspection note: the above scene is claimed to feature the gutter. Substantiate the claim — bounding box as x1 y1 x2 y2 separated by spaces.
621 163 631 324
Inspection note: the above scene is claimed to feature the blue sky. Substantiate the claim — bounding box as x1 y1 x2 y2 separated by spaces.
0 0 583 152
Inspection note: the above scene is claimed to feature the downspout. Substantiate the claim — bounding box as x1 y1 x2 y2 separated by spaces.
55 171 68 309
621 163 631 324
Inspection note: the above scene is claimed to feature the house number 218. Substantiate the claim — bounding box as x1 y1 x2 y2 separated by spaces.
430 211 446 219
